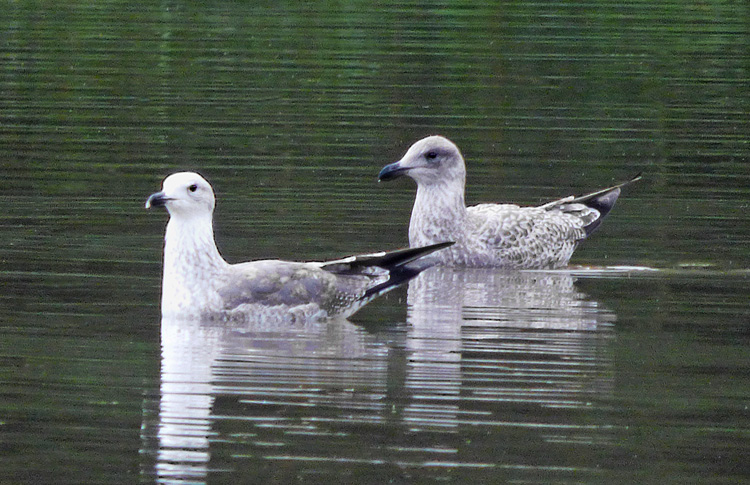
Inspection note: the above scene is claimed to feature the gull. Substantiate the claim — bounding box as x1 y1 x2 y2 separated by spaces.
145 172 452 321
378 135 640 269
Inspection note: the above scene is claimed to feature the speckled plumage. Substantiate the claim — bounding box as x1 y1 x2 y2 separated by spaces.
146 172 451 321
379 136 639 269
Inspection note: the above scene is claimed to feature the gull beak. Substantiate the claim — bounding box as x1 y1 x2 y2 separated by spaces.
145 191 170 209
378 161 412 182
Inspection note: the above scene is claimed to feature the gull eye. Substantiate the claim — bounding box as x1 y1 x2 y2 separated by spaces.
425 151 438 160
188 184 198 193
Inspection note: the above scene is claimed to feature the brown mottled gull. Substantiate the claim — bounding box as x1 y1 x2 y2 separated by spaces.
378 136 640 269
145 172 452 321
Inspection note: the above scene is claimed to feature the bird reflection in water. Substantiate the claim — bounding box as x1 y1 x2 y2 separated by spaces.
141 267 620 482
144 314 388 483
402 266 617 430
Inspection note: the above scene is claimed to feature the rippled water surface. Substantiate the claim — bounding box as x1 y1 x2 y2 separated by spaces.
1 1 749 484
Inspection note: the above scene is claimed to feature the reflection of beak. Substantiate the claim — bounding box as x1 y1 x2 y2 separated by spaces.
378 161 412 181
145 191 170 209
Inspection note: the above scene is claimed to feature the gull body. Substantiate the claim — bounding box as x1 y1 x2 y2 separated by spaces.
379 136 639 269
146 172 451 321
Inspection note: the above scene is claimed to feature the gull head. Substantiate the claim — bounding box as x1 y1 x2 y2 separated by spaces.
378 135 466 187
145 172 216 218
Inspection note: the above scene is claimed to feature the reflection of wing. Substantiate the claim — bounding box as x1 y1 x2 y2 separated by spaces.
408 266 615 329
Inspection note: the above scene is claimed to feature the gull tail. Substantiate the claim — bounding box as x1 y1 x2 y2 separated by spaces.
359 241 454 299
544 173 642 237
321 241 454 306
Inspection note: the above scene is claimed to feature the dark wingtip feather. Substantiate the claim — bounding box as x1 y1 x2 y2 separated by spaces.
371 241 454 270
359 241 454 300
361 265 422 300
581 188 620 236
572 173 642 236
326 241 454 274
318 242 454 303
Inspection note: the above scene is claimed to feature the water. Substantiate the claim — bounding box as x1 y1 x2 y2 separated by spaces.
1 1 749 483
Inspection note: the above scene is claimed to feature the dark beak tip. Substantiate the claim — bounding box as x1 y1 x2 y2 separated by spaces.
377 172 394 182
378 163 407 182
145 192 168 209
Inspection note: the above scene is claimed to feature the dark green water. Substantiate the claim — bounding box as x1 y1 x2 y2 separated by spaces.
1 1 749 483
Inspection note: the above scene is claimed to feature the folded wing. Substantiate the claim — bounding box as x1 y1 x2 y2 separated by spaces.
217 241 454 318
